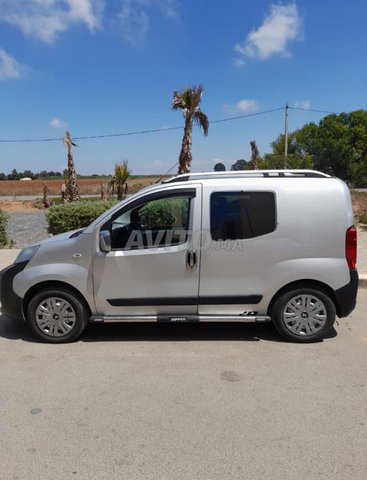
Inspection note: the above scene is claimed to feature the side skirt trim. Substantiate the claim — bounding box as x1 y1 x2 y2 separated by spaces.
90 314 271 324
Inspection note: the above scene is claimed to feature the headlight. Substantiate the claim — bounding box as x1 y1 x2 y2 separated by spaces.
14 245 40 264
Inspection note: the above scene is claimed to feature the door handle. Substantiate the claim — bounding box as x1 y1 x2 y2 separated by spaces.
186 249 197 270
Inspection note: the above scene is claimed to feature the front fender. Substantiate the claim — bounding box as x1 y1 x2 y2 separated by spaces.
13 263 94 311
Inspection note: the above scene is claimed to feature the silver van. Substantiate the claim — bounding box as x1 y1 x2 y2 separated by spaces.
0 170 358 343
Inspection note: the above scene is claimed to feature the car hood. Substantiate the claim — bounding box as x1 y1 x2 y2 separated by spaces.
37 228 86 246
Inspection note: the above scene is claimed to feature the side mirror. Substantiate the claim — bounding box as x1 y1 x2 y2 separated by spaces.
99 230 111 252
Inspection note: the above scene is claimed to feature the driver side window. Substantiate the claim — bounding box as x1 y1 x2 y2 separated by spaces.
105 194 192 250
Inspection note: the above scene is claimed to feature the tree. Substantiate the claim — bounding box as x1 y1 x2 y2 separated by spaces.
63 130 80 202
172 84 209 174
22 170 35 179
230 159 249 171
8 169 20 180
42 183 50 208
108 160 130 201
214 162 226 171
308 111 367 182
265 110 367 185
260 152 313 170
250 140 260 170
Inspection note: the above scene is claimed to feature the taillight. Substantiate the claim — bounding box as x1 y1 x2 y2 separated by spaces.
346 225 357 270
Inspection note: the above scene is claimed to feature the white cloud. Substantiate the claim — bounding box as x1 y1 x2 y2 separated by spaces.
118 0 179 46
234 58 245 67
68 0 102 29
0 1 104 43
224 99 259 113
49 117 67 128
0 1 177 45
158 0 179 19
119 1 149 46
0 48 26 80
236 99 259 112
235 3 301 61
294 99 311 109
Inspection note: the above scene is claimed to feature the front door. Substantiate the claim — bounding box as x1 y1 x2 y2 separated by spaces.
93 185 202 317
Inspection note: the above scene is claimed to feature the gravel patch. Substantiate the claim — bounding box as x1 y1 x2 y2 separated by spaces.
6 211 50 248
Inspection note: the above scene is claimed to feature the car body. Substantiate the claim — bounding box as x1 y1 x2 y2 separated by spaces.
0 170 358 343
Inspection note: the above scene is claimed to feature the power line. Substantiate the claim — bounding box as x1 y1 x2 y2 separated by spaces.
0 107 284 144
161 161 179 176
289 106 340 115
154 160 180 183
0 106 341 144
210 107 284 124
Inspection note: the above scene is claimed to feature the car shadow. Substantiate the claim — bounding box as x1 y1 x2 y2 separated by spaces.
82 322 280 342
0 315 36 342
0 314 337 344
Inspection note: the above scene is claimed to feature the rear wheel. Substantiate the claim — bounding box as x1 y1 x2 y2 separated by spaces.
272 288 336 342
27 288 89 343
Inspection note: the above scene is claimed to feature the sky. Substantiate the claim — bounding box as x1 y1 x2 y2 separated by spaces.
0 0 367 175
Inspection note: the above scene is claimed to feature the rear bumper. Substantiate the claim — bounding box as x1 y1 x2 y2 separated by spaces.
0 261 28 320
334 269 358 318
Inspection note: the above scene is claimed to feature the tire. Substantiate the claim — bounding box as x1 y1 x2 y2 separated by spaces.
27 288 89 343
272 288 336 343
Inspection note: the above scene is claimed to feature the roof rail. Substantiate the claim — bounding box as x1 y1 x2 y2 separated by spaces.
164 170 330 183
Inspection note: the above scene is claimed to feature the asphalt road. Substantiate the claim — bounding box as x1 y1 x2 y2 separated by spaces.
0 292 366 480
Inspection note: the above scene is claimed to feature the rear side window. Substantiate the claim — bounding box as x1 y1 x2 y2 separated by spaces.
210 191 276 241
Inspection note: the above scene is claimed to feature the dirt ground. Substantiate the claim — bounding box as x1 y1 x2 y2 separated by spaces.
0 176 163 212
352 191 367 217
0 176 162 196
0 201 39 212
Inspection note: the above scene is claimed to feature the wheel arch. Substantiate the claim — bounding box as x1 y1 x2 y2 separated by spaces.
267 279 336 317
23 281 92 319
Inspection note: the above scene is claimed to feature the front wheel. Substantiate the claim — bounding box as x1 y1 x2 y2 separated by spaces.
272 288 336 342
27 288 89 343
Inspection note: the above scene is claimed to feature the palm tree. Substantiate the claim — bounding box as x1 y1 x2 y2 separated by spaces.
108 160 130 200
63 130 80 202
250 140 260 170
172 84 209 174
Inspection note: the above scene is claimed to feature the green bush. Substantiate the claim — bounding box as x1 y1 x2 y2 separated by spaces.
138 197 189 229
359 212 367 225
33 196 108 209
46 200 117 235
0 209 8 248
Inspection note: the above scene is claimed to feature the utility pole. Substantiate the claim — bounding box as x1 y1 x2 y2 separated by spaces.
284 103 289 168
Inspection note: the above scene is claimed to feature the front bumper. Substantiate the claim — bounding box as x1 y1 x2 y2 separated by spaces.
0 261 28 320
334 269 358 318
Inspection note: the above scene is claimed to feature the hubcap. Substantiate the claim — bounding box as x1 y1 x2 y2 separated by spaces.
283 294 327 337
35 297 76 337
